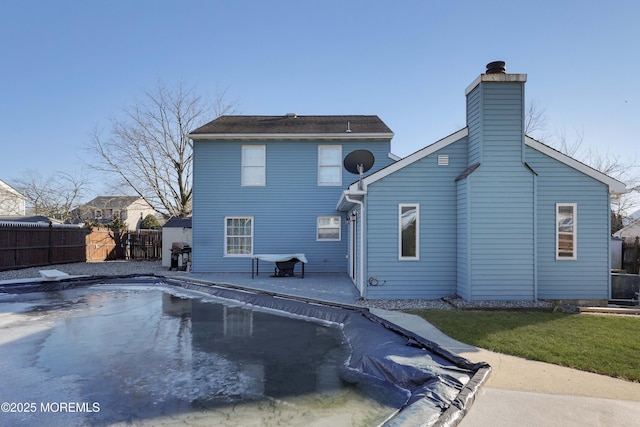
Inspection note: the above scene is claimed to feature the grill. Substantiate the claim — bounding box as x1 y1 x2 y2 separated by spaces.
169 242 192 271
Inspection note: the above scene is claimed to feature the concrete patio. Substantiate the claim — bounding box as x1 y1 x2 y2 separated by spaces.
164 270 362 305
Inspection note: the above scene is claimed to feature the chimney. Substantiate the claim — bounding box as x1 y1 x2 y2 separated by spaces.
465 61 528 167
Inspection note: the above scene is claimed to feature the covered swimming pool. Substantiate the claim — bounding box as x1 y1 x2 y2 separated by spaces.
0 276 489 426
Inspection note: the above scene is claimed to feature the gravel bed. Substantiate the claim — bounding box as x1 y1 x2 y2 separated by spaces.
358 299 455 310
357 296 576 312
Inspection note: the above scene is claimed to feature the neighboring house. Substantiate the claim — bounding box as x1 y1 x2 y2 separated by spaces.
190 63 626 302
0 179 26 216
613 220 640 241
0 215 60 224
72 196 158 231
162 217 192 267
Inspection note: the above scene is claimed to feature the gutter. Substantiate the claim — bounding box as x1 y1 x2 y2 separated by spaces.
189 132 395 141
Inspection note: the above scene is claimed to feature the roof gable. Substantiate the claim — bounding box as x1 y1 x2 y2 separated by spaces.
0 179 25 199
348 128 469 192
189 115 394 140
342 130 626 194
525 137 627 193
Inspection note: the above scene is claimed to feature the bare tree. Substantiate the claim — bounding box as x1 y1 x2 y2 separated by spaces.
12 170 89 221
526 101 639 218
89 80 237 218
524 98 549 142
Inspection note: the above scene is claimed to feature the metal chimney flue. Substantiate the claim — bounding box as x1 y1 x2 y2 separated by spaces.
486 61 506 74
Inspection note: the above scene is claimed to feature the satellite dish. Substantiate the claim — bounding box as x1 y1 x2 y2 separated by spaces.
343 150 375 175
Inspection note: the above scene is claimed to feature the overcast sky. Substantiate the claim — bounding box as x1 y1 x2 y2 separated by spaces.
1 0 638 199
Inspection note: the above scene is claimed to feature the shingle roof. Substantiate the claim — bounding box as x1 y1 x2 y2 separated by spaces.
84 196 143 209
189 115 393 137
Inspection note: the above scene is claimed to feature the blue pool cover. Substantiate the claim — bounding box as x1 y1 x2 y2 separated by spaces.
0 275 490 426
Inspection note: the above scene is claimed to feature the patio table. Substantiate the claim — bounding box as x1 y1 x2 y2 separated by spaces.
252 254 307 278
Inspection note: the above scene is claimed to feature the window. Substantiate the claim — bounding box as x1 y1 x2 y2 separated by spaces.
241 145 265 186
556 203 577 260
317 216 341 241
399 204 419 260
318 145 342 186
225 217 253 256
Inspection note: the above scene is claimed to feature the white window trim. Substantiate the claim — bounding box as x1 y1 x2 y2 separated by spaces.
398 203 420 260
224 216 254 257
317 216 341 241
241 145 266 187
318 145 342 186
556 203 577 260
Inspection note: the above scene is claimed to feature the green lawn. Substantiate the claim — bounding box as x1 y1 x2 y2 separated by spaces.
406 310 640 382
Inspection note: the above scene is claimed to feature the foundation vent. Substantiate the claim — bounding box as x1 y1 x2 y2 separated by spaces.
438 154 449 166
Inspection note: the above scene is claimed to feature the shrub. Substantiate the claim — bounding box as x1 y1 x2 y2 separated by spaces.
140 214 161 230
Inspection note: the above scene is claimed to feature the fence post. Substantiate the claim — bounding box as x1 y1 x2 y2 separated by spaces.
635 237 640 275
48 221 53 265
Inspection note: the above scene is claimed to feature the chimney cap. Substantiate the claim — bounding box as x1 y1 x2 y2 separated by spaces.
486 61 506 74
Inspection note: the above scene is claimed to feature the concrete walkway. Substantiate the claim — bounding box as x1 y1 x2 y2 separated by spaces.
367 310 640 427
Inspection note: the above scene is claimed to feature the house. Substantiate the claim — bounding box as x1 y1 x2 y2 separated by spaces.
613 219 640 241
190 62 626 302
189 115 396 274
0 179 26 216
0 215 60 224
72 196 158 231
162 217 192 268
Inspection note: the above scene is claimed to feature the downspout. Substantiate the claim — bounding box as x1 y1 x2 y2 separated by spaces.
607 191 612 300
344 194 365 298
533 173 538 300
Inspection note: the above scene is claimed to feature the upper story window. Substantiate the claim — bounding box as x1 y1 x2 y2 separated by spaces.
317 216 341 241
399 204 419 260
318 145 342 186
241 145 266 186
556 203 577 260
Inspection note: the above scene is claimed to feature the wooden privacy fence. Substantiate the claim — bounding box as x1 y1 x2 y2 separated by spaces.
128 230 162 260
622 236 640 274
0 221 88 271
86 228 162 262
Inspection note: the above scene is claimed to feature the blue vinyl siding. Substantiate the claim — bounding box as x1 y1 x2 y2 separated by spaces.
462 79 535 300
467 82 525 167
192 139 392 273
466 87 482 165
364 139 468 299
456 178 470 300
526 147 610 299
465 169 535 300
482 83 525 167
